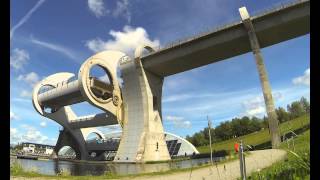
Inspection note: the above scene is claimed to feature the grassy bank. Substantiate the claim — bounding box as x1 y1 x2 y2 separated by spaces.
197 114 309 153
247 129 310 179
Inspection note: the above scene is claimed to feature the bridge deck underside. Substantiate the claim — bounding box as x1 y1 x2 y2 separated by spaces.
141 0 309 77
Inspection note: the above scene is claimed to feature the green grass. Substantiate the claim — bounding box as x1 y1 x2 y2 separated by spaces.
197 114 310 153
145 156 191 163
247 129 310 179
10 163 42 177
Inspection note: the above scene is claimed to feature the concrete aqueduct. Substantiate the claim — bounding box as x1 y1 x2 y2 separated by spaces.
32 0 309 162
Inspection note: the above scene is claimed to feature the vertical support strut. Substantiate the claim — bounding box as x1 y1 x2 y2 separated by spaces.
239 7 281 148
239 140 247 180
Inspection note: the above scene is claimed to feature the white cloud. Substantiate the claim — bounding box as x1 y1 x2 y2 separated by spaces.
163 88 258 119
86 38 105 52
246 106 265 117
242 92 283 117
242 96 265 117
40 121 47 127
163 74 199 96
87 0 131 22
17 72 40 87
163 87 264 104
97 125 122 136
10 124 50 144
10 128 21 144
166 115 184 121
163 93 212 103
10 48 30 70
98 74 111 83
10 0 46 40
85 26 160 55
292 68 310 86
10 111 19 120
23 130 48 144
166 115 191 128
182 121 191 128
11 128 17 134
113 0 131 23
20 90 33 98
48 138 57 145
88 0 108 18
12 98 30 103
30 36 78 61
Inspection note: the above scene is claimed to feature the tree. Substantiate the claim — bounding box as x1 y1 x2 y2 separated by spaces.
276 107 290 123
186 135 191 142
299 97 310 113
215 121 233 141
186 96 308 147
239 116 251 135
262 116 269 128
231 118 242 137
191 132 207 146
14 143 23 150
250 116 263 132
202 127 219 143
202 127 210 141
287 101 305 118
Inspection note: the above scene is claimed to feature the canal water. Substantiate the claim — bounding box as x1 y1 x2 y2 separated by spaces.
10 156 225 176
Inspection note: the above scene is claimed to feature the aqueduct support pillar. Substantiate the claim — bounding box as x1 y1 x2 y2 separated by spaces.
114 46 171 162
239 7 281 148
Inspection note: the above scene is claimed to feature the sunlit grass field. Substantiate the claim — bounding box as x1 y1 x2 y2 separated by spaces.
247 129 310 179
197 114 310 153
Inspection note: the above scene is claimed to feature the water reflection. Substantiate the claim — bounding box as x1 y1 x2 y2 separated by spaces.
11 156 225 176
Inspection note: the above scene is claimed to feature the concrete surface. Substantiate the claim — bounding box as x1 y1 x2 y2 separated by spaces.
126 149 287 180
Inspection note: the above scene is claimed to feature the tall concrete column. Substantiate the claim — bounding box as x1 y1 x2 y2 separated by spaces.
114 46 170 162
239 7 281 148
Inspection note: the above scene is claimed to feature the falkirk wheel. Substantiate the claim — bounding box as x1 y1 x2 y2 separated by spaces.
32 46 171 162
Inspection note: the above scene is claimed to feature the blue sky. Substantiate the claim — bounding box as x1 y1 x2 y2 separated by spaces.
10 0 310 145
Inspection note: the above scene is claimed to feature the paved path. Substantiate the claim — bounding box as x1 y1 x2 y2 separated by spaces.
124 149 287 180
11 149 286 180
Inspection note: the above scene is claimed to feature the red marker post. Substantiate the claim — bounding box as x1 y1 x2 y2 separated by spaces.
234 143 239 153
